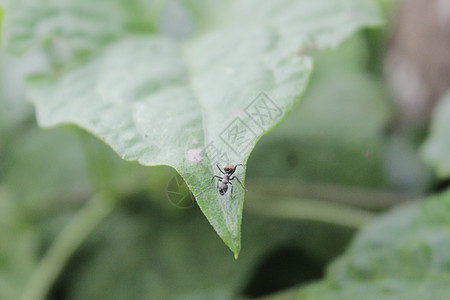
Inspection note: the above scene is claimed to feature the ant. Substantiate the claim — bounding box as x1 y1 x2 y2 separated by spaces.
195 163 247 198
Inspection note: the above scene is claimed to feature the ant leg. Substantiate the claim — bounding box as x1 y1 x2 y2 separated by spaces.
229 181 234 198
195 186 217 197
216 163 225 175
232 176 248 191
210 175 223 183
216 179 222 196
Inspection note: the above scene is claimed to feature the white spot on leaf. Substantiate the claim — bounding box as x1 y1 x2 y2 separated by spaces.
187 148 203 162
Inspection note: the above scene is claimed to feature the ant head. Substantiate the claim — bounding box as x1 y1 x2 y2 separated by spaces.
222 163 236 175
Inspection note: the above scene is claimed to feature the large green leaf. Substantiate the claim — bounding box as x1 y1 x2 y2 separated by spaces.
297 191 450 299
421 91 450 178
2 0 382 255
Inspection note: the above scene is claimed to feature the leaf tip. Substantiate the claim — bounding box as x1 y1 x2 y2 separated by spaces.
223 232 241 259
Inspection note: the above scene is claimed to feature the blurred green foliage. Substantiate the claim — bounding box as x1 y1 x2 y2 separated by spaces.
297 191 450 300
422 92 450 178
248 36 392 188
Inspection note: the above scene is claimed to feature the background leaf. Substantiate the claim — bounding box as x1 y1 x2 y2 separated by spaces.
297 190 450 299
421 91 450 178
1 0 133 52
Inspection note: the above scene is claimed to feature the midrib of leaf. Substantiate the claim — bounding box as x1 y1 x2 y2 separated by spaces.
179 41 238 250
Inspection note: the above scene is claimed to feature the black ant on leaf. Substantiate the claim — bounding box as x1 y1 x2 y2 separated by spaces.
196 163 247 198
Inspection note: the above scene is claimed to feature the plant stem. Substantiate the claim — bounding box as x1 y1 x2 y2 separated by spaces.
245 193 376 229
22 193 117 300
246 179 413 210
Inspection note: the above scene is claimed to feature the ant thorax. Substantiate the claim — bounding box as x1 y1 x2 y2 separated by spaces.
195 163 247 199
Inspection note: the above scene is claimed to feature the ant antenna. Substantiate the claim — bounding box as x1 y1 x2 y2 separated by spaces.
195 186 217 197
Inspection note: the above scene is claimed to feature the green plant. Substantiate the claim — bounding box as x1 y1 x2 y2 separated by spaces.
0 0 382 255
